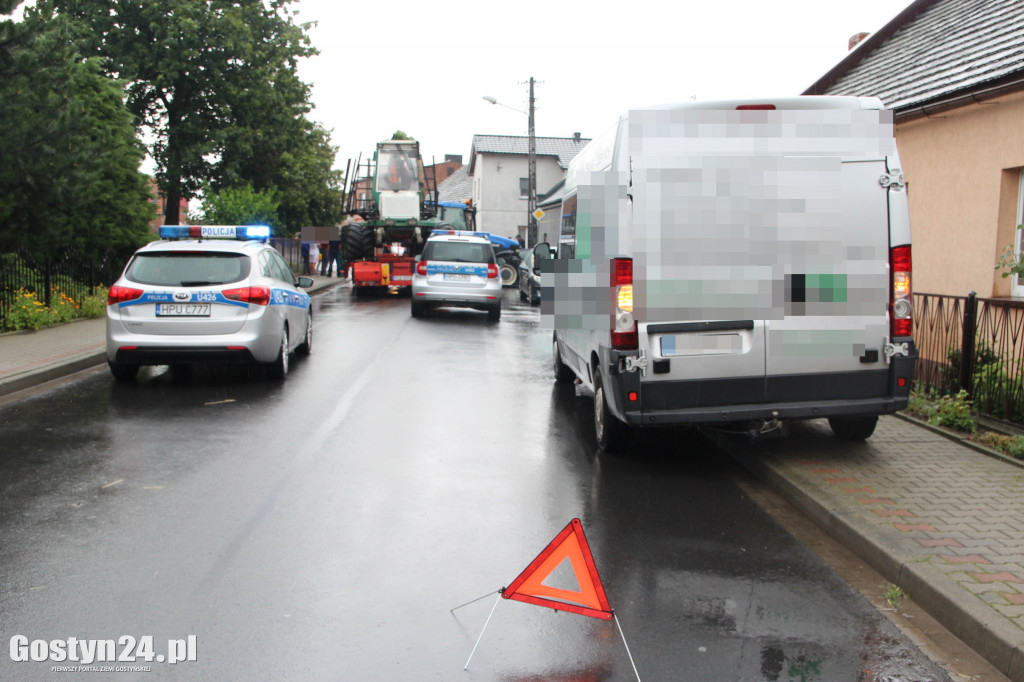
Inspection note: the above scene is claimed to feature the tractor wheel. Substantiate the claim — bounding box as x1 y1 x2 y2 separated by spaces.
342 222 375 262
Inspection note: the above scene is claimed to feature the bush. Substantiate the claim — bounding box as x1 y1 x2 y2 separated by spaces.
1007 436 1024 460
929 389 977 434
5 288 57 330
79 287 108 318
49 286 79 324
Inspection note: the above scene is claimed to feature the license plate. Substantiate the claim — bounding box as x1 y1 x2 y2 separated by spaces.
156 303 211 317
443 273 470 282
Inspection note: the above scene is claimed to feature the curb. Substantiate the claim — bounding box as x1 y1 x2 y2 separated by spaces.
711 430 1024 682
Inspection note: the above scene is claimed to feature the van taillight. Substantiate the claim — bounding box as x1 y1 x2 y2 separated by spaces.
611 258 637 350
891 245 912 337
108 285 144 305
736 104 776 110
487 263 499 279
223 286 270 306
416 260 428 276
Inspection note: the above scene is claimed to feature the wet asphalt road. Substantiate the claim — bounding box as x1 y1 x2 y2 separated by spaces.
0 287 952 681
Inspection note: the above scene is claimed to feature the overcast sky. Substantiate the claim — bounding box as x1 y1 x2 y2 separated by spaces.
292 0 912 174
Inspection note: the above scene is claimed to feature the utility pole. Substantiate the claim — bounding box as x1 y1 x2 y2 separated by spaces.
527 76 537 248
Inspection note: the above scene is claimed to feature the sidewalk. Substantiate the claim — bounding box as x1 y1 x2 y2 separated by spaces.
0 294 1021 679
0 276 345 398
710 418 1024 681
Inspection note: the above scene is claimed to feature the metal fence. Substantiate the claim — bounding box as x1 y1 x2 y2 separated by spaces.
913 291 1024 423
0 246 134 331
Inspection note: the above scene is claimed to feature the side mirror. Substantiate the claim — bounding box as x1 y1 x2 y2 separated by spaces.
296 276 315 288
534 242 552 262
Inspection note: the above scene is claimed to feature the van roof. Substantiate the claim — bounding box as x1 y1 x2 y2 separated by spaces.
638 95 884 112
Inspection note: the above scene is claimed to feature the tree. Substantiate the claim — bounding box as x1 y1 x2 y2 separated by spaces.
0 9 152 254
195 184 279 228
391 130 413 140
40 0 318 225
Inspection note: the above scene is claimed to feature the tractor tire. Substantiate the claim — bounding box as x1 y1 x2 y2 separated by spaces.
342 222 375 262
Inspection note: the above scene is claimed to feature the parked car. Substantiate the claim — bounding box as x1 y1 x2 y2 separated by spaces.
106 225 314 381
518 247 542 305
411 230 502 320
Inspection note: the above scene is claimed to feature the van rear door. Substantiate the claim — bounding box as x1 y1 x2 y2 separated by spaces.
763 156 891 403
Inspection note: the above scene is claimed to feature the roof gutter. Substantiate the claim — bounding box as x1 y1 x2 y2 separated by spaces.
803 0 937 96
893 75 1024 123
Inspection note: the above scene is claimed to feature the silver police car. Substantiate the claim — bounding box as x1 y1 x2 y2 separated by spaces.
106 225 314 381
411 230 502 320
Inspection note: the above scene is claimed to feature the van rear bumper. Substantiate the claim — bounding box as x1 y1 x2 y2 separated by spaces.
603 346 916 427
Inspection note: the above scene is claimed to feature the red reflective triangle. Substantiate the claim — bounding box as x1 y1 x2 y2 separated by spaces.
502 519 613 620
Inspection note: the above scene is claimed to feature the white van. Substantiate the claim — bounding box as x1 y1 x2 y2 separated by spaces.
540 97 916 452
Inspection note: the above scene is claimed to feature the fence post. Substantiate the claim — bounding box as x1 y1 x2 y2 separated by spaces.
959 291 977 398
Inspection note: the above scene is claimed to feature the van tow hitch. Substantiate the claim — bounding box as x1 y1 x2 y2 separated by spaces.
747 416 786 441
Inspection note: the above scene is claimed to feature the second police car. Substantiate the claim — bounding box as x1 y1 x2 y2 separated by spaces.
411 230 502 320
105 225 314 381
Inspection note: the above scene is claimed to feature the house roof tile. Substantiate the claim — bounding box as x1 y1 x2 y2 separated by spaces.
805 0 1024 113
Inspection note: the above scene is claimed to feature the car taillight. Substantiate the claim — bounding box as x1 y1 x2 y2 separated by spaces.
107 285 144 305
891 245 912 337
223 285 271 306
487 263 499 279
611 258 637 350
416 260 428 276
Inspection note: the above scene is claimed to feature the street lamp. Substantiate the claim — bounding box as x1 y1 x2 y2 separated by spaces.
482 77 537 247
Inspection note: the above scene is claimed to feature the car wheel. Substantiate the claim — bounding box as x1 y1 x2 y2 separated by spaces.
411 301 425 318
553 338 574 384
498 261 518 288
828 415 878 441
267 327 289 379
593 370 632 453
108 361 139 383
296 311 313 356
488 303 501 322
519 286 528 301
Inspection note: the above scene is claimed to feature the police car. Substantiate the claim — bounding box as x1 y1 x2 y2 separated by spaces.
106 225 314 381
411 230 502 320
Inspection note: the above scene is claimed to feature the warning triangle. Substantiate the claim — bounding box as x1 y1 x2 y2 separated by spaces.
502 519 613 620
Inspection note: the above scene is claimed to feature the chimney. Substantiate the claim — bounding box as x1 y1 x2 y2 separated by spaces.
573 132 581 142
848 32 870 51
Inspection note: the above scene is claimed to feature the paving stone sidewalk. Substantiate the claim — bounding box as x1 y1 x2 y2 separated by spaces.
713 416 1024 681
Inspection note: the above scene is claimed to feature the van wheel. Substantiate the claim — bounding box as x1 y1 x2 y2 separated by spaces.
593 371 632 453
553 338 574 384
828 416 878 441
488 304 501 322
411 301 425 318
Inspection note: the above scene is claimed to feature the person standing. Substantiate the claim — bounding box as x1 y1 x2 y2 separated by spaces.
307 241 320 276
327 236 344 278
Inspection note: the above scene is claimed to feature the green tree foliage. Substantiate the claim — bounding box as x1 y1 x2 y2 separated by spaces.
0 9 153 254
195 184 279 228
41 0 320 226
391 130 413 140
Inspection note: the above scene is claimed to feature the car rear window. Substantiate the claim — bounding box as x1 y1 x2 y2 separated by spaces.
125 252 251 286
423 241 493 264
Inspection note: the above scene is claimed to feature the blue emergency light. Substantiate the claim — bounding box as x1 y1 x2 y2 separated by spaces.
158 225 271 241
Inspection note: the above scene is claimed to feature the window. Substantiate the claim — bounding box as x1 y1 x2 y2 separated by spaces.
520 178 529 197
126 252 250 286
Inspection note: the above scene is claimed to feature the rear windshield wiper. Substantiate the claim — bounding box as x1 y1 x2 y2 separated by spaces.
180 280 225 286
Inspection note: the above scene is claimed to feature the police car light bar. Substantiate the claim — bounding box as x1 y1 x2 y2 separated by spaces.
159 225 271 241
431 229 480 238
